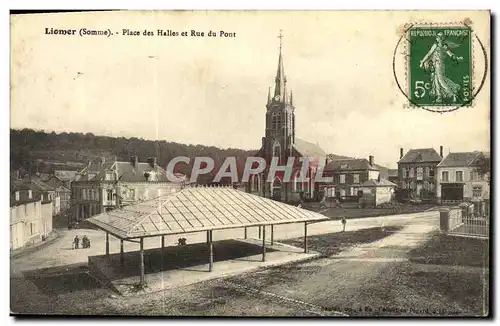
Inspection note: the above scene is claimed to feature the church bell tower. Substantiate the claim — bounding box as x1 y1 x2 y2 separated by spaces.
263 30 295 162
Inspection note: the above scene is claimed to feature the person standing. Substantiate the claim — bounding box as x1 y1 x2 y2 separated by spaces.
74 235 80 249
341 218 347 232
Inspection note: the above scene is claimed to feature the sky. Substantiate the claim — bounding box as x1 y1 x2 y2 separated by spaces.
10 11 490 168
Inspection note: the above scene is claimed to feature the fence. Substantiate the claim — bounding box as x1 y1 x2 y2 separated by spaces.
440 203 489 239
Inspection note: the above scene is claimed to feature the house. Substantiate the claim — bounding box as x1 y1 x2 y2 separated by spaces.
388 169 399 185
17 175 61 215
10 181 53 251
247 35 326 203
71 156 186 222
28 176 61 215
321 156 380 201
53 170 78 188
360 179 397 207
397 146 443 201
436 151 490 213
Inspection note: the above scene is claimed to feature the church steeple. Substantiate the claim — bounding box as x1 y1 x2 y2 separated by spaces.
267 86 271 105
273 30 286 102
290 90 293 106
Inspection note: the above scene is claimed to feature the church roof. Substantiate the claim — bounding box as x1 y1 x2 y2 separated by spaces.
293 138 326 158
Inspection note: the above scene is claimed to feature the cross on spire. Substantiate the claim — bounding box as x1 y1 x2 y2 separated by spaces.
278 29 284 50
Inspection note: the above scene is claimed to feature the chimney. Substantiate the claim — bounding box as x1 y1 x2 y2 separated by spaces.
440 145 443 158
400 148 404 159
130 156 139 167
369 155 374 166
147 157 157 168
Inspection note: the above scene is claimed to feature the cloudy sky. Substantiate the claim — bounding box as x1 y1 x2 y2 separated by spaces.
11 11 490 168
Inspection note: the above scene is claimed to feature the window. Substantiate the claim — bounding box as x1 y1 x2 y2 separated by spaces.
402 168 407 178
429 167 435 177
129 189 136 200
456 171 463 182
353 174 360 184
349 187 355 196
107 189 113 201
105 172 114 181
425 167 430 177
28 190 32 199
442 171 449 182
15 191 19 201
473 186 482 198
429 182 434 191
471 171 479 181
339 174 346 184
272 141 281 158
416 167 423 180
409 168 414 178
271 112 281 130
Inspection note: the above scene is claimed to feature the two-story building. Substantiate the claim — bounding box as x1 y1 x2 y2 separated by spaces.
322 156 380 201
71 156 186 222
397 147 443 201
436 151 490 210
10 181 53 250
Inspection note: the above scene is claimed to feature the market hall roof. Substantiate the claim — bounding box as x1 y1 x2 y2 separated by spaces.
87 187 328 239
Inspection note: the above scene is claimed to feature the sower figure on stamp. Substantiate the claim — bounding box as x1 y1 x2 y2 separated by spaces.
419 32 463 103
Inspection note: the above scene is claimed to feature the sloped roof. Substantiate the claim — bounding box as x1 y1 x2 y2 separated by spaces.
362 179 397 187
325 158 379 171
399 148 442 163
54 170 78 181
30 178 56 191
294 138 326 158
87 187 327 239
438 152 480 167
388 169 398 177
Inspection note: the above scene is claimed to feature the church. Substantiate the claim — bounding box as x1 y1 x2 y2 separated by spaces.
246 32 326 203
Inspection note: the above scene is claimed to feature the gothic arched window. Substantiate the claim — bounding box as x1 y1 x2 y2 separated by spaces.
273 141 281 158
250 174 260 192
271 112 281 130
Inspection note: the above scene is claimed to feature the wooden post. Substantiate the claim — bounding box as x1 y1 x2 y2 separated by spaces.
258 226 262 239
208 230 214 272
206 230 210 244
262 225 266 262
304 222 308 253
244 227 248 239
105 232 109 256
271 224 274 245
120 239 124 266
161 235 165 250
139 237 145 286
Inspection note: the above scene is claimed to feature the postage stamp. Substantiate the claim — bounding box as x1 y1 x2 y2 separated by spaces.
407 26 472 108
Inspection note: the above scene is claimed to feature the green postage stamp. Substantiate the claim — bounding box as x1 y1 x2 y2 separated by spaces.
408 26 472 107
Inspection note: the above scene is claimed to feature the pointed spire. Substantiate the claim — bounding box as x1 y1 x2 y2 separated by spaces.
267 86 271 105
274 30 286 102
290 90 293 106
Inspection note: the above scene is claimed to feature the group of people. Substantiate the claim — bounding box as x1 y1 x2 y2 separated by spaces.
73 235 91 249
